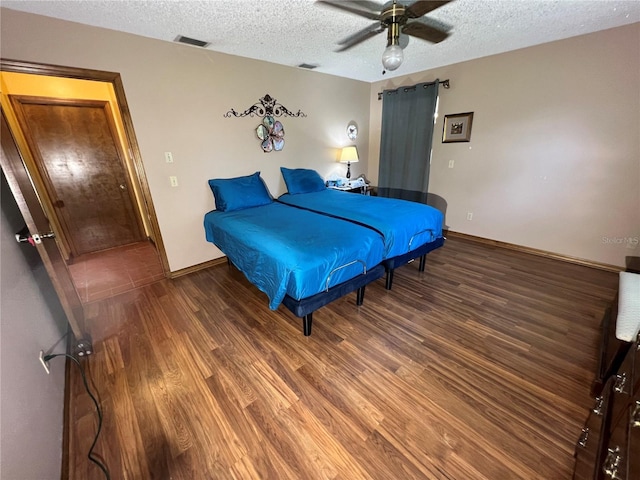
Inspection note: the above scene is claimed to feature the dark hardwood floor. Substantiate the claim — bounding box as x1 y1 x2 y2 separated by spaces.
67 237 619 479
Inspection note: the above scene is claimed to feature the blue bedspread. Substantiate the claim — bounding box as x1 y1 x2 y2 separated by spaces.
204 202 384 310
278 189 444 259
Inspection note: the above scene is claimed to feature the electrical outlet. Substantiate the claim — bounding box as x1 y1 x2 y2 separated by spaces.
467 212 473 221
39 350 50 374
75 338 93 357
164 151 174 163
170 176 178 187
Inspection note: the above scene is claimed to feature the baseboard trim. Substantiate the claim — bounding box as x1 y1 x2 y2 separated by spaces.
169 257 227 278
445 230 622 273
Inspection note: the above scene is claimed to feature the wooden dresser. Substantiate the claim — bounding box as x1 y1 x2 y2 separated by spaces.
573 331 640 479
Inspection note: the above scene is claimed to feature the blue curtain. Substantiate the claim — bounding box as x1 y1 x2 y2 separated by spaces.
378 80 439 203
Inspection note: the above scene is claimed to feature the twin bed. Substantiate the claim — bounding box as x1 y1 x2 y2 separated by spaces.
279 187 444 289
204 168 444 335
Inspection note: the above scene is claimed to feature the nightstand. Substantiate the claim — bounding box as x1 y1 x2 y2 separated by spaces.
328 185 375 195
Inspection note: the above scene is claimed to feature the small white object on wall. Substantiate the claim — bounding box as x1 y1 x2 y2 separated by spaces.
347 122 358 140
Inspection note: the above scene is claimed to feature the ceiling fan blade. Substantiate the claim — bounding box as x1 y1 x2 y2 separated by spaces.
402 21 449 43
316 0 382 21
337 22 386 51
405 0 452 19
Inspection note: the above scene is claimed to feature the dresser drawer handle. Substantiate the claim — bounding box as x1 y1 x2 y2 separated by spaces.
593 396 604 415
603 446 621 479
632 401 640 428
577 427 589 448
613 373 627 394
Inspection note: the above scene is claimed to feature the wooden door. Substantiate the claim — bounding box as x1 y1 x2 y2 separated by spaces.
9 95 145 257
0 109 85 338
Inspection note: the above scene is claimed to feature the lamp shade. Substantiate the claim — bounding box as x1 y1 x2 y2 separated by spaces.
339 146 359 164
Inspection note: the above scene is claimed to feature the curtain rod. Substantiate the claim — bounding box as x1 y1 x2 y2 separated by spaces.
377 79 449 100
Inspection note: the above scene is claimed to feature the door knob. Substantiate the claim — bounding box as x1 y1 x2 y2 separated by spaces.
15 225 55 245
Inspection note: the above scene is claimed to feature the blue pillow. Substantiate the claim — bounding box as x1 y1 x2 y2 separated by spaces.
208 172 273 212
280 167 326 195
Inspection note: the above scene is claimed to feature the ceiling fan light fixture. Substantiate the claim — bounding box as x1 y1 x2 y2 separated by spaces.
320 0 452 73
382 43 403 71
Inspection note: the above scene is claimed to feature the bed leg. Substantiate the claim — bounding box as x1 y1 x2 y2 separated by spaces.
419 254 427 272
356 286 366 305
302 314 313 336
385 269 394 290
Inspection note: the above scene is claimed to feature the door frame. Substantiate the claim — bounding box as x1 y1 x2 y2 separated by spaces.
0 58 170 274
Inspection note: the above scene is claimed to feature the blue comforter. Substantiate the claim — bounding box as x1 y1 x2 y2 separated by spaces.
278 189 444 259
204 202 384 309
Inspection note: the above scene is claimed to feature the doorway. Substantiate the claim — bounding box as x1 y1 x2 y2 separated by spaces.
1 60 168 311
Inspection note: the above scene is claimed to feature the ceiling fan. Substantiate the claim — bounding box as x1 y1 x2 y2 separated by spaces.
317 0 453 72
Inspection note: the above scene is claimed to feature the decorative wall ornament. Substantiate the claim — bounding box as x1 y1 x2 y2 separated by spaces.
256 116 285 153
223 94 306 119
224 94 305 152
347 121 358 140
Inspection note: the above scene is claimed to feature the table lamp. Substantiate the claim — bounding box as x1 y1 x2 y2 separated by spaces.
339 146 359 179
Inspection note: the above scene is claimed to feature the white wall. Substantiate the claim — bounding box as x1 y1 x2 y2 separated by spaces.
0 8 371 272
369 24 640 268
0 171 68 479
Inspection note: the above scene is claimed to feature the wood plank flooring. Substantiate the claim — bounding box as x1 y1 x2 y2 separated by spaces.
67 237 619 479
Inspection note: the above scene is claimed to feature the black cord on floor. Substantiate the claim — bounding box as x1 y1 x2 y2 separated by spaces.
45 353 110 480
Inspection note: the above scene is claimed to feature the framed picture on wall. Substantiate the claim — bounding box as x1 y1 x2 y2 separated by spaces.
442 112 474 143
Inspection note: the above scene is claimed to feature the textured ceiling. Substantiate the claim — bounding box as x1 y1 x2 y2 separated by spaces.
3 0 640 82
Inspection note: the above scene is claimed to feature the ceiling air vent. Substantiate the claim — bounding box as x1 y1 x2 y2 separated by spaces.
297 63 318 70
174 35 210 48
